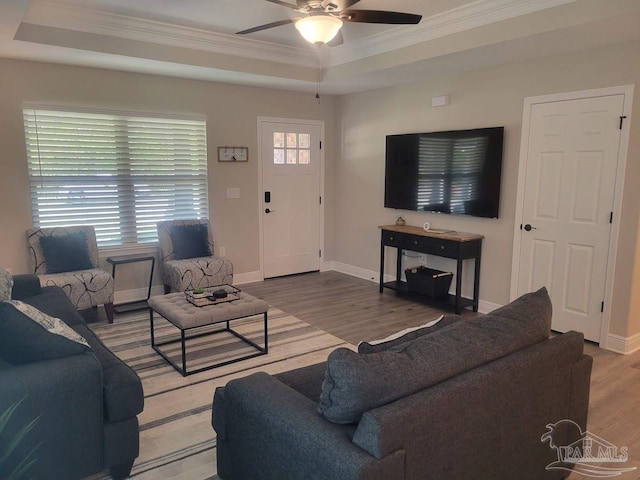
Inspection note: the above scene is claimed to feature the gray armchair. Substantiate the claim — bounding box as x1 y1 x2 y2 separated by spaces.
157 219 233 293
26 226 114 323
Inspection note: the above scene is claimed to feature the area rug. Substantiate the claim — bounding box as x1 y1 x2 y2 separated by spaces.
88 307 350 479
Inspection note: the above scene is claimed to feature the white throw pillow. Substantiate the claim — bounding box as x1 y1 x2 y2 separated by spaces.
0 268 13 302
9 300 90 347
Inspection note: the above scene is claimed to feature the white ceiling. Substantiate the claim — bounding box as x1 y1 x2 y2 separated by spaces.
1 0 639 95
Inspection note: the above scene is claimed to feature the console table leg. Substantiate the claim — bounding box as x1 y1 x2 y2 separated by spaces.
473 255 481 312
379 239 385 293
455 259 463 314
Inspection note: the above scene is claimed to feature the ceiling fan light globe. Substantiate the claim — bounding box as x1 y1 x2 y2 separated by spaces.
295 16 343 44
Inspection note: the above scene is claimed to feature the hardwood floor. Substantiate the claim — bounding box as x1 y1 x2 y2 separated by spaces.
243 271 640 477
242 270 479 345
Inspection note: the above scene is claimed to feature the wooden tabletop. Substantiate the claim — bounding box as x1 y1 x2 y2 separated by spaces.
379 224 484 242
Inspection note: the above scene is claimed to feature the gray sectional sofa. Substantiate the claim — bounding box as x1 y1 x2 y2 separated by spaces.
0 274 143 480
212 288 593 480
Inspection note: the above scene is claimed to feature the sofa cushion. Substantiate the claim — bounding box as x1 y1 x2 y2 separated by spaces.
358 314 464 354
0 301 90 364
170 224 211 260
0 268 12 302
75 325 144 422
40 231 93 274
318 287 552 424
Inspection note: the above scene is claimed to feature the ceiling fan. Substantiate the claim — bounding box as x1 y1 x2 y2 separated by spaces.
237 0 422 46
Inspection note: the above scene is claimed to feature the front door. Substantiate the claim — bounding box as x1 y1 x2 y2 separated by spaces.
260 119 322 278
514 94 625 342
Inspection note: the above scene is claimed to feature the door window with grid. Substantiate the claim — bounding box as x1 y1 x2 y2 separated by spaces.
23 107 208 246
272 131 311 165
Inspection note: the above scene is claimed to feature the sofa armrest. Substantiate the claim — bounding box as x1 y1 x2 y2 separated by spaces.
212 372 404 480
10 274 41 300
0 353 105 479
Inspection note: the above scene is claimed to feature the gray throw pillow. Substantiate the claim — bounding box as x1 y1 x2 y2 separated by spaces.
170 224 212 260
0 268 12 302
39 231 93 273
318 287 552 424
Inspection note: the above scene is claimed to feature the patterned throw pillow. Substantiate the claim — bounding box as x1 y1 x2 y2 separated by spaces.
9 300 90 347
0 300 91 364
0 268 13 302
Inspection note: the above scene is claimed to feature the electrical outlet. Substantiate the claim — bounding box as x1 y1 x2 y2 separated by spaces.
219 246 226 257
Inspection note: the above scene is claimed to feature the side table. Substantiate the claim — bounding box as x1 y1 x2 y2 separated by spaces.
106 253 155 313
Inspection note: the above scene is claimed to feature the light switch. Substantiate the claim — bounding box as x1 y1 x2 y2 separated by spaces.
227 188 240 199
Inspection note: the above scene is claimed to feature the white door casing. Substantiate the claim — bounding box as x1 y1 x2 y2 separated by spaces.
259 118 323 279
511 86 633 345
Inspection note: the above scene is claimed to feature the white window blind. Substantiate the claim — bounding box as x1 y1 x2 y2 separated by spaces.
417 136 488 214
23 107 208 246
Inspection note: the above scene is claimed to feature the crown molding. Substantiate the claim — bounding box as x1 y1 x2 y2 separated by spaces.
327 0 576 66
23 0 319 69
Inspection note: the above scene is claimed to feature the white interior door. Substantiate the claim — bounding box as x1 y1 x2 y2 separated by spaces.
515 94 625 342
260 120 321 278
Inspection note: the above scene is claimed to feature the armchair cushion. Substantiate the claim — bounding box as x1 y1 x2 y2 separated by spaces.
170 224 211 259
39 231 93 273
0 301 90 364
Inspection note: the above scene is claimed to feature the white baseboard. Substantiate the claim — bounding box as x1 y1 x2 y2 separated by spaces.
603 332 640 355
233 271 263 285
114 285 165 304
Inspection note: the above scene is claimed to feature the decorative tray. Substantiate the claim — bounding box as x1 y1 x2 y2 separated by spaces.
185 285 241 307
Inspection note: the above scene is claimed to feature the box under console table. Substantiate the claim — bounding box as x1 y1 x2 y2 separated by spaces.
379 225 483 314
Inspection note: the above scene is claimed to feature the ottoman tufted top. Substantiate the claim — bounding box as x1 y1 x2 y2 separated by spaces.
148 291 268 330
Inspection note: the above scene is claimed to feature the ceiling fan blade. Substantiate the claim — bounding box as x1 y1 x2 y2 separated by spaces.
341 9 422 24
266 0 303 11
327 29 344 47
236 18 297 35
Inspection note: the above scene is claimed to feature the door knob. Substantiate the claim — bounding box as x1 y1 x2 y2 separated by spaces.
523 224 537 231
265 208 274 214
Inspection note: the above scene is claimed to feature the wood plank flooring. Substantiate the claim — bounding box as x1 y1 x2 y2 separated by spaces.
241 270 479 345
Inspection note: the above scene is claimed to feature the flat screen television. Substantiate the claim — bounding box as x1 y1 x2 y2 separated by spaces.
384 127 504 218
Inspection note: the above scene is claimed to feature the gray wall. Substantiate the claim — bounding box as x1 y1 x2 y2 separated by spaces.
333 40 640 339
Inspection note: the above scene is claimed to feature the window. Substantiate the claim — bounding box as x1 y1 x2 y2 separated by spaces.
23 107 208 246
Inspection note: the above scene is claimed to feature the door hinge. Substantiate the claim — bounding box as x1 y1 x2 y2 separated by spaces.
619 115 627 130
601 301 604 313
319 249 322 258
319 196 322 205
319 141 322 149
609 212 613 224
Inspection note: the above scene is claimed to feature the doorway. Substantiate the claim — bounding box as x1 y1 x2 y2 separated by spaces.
258 118 324 279
511 86 633 344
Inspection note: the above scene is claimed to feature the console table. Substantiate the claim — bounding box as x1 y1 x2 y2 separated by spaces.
379 225 483 314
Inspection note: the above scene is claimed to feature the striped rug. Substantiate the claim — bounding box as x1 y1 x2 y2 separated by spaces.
88 307 351 479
